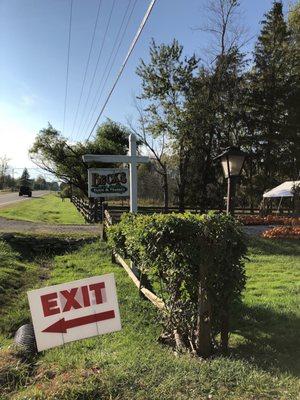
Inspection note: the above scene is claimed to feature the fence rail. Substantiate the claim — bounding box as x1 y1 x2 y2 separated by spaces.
103 208 164 310
71 196 101 223
71 196 293 224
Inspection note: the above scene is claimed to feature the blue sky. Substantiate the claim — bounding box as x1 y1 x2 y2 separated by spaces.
0 0 293 173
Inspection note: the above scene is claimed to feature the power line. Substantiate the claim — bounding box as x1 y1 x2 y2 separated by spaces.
62 0 74 135
81 0 136 136
75 0 116 138
70 0 103 141
86 0 157 141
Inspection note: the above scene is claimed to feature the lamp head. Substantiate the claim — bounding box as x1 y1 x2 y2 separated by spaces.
215 146 246 178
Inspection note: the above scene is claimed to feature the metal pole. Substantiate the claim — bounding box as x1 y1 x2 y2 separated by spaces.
129 133 137 213
226 177 235 215
226 178 231 215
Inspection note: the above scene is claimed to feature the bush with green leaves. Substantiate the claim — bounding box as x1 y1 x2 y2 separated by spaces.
108 212 247 357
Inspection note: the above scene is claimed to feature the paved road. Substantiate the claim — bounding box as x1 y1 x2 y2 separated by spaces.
243 225 272 236
0 190 48 208
0 191 99 236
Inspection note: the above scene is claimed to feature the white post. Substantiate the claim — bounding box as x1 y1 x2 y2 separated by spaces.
129 133 138 213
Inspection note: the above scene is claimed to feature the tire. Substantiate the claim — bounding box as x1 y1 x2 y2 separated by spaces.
19 193 22 196
28 193 32 197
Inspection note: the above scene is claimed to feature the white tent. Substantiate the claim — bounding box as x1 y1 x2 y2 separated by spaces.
263 181 300 198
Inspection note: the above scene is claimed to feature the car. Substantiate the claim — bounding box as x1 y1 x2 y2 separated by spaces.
19 186 32 197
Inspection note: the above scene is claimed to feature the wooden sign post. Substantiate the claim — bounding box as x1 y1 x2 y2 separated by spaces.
83 134 149 212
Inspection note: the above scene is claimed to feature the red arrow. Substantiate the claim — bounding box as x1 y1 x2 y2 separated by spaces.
42 310 115 333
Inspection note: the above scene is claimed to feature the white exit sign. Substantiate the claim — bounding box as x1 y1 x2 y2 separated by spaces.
27 274 121 352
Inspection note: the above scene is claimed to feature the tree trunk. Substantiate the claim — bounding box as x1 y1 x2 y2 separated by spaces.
178 153 190 213
162 165 169 212
249 156 254 213
196 265 212 358
178 186 185 213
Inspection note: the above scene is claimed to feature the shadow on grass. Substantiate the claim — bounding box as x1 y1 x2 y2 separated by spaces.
247 236 300 257
3 235 96 262
231 303 300 377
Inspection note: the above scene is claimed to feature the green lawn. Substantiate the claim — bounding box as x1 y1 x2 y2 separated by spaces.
0 194 85 224
0 236 299 399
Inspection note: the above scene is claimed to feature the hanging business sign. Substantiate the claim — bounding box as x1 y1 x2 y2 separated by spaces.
27 274 122 352
88 168 129 198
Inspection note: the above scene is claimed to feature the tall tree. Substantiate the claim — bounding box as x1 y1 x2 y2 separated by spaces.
20 168 31 187
128 100 170 211
185 47 247 210
34 175 47 190
184 0 248 210
136 39 199 211
250 1 299 191
288 1 300 50
0 156 10 189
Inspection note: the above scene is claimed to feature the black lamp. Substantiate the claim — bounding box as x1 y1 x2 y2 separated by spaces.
215 146 246 215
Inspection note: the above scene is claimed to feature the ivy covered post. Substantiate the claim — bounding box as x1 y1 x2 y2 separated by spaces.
108 212 247 358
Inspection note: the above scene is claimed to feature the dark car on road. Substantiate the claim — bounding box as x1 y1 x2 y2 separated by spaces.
19 186 32 197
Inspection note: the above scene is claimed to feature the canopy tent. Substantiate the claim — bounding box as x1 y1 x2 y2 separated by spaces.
263 181 300 198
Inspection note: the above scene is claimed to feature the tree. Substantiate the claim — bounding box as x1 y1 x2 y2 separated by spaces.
20 168 31 187
34 175 47 190
128 100 171 211
0 156 10 189
136 39 199 211
137 163 164 204
249 1 299 192
49 181 59 191
199 0 248 59
183 0 248 211
184 47 247 211
30 120 129 197
288 1 300 50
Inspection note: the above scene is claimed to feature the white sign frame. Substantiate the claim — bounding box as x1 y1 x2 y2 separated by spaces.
88 168 129 198
27 274 121 352
83 134 150 212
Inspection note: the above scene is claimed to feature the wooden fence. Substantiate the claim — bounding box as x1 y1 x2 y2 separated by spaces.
71 196 103 223
71 195 293 224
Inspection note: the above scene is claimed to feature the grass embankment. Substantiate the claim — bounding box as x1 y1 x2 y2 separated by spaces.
0 237 299 399
0 241 38 307
0 194 84 224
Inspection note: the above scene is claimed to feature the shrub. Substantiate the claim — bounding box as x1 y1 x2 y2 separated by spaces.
108 212 247 357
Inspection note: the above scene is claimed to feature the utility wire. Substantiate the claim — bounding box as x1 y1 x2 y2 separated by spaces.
75 0 116 137
62 0 74 135
81 0 136 135
86 0 157 141
70 0 103 140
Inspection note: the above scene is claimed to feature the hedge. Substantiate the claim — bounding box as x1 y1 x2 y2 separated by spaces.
108 212 247 358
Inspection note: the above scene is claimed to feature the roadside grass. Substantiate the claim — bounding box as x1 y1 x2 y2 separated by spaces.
0 241 38 307
0 237 299 399
0 194 84 224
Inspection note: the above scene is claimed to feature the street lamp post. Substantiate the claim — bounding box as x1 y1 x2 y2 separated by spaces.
215 146 246 215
